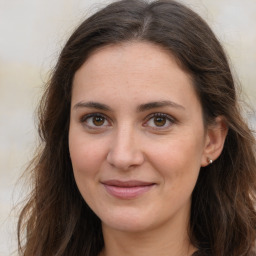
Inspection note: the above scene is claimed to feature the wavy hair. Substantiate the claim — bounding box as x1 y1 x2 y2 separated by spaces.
18 0 256 255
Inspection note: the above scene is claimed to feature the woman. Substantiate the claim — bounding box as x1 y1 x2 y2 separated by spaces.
18 0 256 255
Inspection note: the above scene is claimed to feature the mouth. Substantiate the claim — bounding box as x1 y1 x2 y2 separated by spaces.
101 180 156 199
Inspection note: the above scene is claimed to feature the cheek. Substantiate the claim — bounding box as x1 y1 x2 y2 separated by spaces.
147 133 204 187
68 131 107 187
68 135 104 205
69 129 104 166
150 135 204 168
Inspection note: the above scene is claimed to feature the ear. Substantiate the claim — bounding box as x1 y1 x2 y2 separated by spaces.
201 116 228 167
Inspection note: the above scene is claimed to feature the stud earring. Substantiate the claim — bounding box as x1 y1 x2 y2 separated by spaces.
208 158 213 164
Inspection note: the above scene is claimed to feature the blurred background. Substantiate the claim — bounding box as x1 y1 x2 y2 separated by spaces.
0 0 255 255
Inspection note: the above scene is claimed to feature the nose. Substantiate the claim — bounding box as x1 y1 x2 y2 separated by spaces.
107 126 144 170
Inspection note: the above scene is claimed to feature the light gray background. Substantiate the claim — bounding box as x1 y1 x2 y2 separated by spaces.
0 0 255 255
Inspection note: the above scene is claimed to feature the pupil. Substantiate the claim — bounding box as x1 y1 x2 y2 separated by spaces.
93 116 104 126
154 117 166 126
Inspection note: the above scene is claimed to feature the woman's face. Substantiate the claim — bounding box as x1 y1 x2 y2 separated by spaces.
69 42 209 233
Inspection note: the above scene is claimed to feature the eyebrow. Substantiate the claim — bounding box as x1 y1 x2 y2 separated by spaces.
73 101 112 111
136 100 185 112
73 100 185 112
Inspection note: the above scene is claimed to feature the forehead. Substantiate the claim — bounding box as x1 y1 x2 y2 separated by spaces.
72 41 201 114
76 41 187 79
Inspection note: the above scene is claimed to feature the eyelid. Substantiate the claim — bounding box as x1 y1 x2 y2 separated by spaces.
143 112 177 129
80 112 105 122
79 112 177 130
80 112 112 129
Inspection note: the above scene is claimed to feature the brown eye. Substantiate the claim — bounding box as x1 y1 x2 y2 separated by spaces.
93 116 105 126
81 114 110 129
144 113 175 130
153 116 167 127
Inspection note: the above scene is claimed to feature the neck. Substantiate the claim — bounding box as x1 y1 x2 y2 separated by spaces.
100 215 195 256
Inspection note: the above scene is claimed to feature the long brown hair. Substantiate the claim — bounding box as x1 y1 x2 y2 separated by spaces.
18 0 256 255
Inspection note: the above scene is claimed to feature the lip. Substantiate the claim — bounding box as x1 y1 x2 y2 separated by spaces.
101 180 156 199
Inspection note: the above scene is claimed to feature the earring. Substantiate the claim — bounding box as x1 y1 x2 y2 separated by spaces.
208 158 213 164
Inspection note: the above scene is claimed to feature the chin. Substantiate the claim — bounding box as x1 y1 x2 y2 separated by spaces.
100 208 159 233
103 220 152 233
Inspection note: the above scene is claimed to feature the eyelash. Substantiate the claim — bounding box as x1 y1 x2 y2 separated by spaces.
80 113 111 129
143 113 176 130
80 112 176 130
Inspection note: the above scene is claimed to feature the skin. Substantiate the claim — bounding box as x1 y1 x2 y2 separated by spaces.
69 41 227 256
